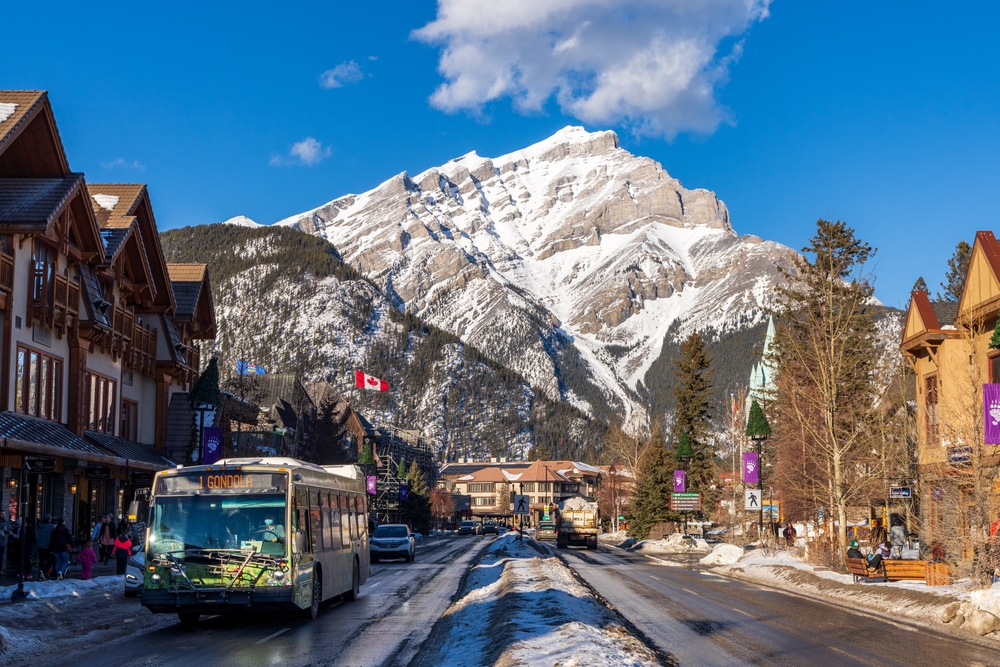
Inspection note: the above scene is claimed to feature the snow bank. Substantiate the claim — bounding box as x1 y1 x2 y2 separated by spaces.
700 543 744 566
424 534 659 666
634 533 711 553
0 575 124 601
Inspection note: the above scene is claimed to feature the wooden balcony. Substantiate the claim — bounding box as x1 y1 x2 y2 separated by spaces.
0 252 13 293
29 267 81 336
96 298 158 377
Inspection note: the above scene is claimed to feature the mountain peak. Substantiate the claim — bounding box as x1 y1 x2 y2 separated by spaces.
221 215 262 228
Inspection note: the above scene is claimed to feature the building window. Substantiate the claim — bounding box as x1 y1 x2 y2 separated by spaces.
925 375 939 445
472 496 493 507
521 482 535 493
32 240 55 304
84 370 117 434
991 354 1000 384
468 483 494 494
121 399 138 440
15 346 62 420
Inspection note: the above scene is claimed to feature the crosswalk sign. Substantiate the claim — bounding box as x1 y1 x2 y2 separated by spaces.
745 489 762 510
513 495 530 515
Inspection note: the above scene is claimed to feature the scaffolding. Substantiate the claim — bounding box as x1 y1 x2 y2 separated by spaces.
370 424 439 524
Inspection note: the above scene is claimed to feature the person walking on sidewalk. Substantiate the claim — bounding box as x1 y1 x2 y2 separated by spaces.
49 518 73 580
112 531 132 575
78 540 97 580
98 515 115 564
36 514 54 580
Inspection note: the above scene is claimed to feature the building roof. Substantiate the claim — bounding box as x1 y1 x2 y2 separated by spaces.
84 431 176 469
77 264 112 328
167 264 208 282
0 411 108 456
440 462 532 477
0 91 47 155
929 301 958 327
0 175 83 226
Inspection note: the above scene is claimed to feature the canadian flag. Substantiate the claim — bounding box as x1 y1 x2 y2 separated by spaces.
355 370 389 392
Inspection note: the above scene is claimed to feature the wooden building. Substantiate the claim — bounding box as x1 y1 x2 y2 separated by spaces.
0 90 215 544
900 230 1000 563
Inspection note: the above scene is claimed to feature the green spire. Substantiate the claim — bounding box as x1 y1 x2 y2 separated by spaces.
358 439 375 465
396 459 407 478
745 399 772 438
675 432 695 459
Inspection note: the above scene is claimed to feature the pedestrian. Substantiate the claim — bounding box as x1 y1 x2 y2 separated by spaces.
49 517 73 580
847 539 864 560
0 519 8 573
889 518 908 559
783 522 797 548
98 515 115 564
78 540 98 580
36 513 54 580
870 518 886 547
112 530 132 575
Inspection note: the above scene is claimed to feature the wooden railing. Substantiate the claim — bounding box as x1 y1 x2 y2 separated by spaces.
124 321 157 377
0 253 13 293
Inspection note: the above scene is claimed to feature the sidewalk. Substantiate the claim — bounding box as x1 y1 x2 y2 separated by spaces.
1 555 123 588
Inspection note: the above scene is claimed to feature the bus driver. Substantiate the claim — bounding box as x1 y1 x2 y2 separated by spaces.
256 514 285 543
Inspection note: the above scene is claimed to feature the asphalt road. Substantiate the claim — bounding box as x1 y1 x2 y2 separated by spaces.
30 535 490 667
559 545 998 667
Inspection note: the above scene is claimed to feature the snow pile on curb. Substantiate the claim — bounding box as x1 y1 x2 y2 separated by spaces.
0 575 123 601
423 534 659 666
633 533 710 553
700 543 743 566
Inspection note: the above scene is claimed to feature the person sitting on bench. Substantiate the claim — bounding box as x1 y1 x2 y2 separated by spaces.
847 539 864 559
867 542 891 573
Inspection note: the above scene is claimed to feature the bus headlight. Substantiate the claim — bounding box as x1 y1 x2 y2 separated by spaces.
271 569 286 582
150 573 162 584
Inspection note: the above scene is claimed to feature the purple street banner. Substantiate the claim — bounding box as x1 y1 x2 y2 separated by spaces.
673 470 686 493
743 452 759 484
400 483 409 502
985 384 1000 444
366 475 377 495
202 426 223 465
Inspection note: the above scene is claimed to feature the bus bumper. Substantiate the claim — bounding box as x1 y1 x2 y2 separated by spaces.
142 586 296 613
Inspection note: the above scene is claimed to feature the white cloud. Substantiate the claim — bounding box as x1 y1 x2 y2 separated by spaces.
101 157 145 170
270 137 331 167
319 61 365 88
413 0 770 138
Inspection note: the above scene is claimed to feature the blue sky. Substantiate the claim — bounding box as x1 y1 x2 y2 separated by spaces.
3 1 997 308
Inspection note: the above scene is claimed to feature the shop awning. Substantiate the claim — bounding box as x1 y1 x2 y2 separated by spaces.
0 411 123 466
84 431 176 471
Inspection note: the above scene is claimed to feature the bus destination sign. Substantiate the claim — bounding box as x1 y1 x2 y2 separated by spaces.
156 472 288 495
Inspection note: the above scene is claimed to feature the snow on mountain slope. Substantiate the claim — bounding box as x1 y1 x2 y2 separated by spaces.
276 127 798 426
222 215 263 227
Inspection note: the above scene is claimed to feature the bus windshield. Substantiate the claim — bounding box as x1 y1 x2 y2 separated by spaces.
148 495 287 558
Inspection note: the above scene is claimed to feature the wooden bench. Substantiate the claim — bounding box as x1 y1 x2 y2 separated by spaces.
846 557 882 582
883 559 927 582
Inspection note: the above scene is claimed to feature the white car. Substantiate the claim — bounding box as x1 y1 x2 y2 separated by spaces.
370 524 415 563
124 549 144 597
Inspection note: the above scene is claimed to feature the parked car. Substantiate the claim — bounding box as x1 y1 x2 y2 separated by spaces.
483 522 499 535
458 520 483 536
536 521 558 542
124 548 144 597
370 524 416 563
497 525 508 534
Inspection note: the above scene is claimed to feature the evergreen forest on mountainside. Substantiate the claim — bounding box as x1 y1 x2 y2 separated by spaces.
159 223 608 462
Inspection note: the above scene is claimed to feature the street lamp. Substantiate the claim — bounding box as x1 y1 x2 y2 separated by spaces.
11 461 28 602
746 399 772 545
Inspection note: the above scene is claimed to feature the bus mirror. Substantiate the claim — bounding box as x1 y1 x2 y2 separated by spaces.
294 473 302 481
128 500 141 522
294 530 307 554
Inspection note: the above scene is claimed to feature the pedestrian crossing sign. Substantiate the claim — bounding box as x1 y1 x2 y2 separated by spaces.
745 489 762 510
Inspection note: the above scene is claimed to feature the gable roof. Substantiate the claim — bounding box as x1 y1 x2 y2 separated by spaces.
0 175 83 226
957 231 1000 324
0 90 70 178
168 263 216 337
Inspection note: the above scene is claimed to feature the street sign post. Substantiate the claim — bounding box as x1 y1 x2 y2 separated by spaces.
670 492 701 512
513 495 530 515
745 489 762 511
889 486 912 499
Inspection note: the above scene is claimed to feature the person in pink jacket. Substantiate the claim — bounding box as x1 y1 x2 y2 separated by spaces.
79 540 98 580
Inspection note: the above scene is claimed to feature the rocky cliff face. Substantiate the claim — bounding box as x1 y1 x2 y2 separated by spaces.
276 127 799 426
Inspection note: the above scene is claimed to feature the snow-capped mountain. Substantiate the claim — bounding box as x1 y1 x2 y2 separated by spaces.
275 127 799 426
221 215 262 228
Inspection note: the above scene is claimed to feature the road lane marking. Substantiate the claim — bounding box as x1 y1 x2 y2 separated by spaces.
649 575 661 581
732 608 754 617
681 588 700 596
256 628 290 644
369 582 382 588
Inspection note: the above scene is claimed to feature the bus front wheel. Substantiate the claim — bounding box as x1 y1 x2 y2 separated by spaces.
307 570 322 620
345 560 360 601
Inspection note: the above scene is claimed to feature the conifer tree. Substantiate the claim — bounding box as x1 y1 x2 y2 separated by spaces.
938 240 971 302
912 276 928 293
626 429 680 540
397 459 407 479
401 461 431 533
407 460 428 497
672 332 718 509
358 439 375 465
189 357 222 406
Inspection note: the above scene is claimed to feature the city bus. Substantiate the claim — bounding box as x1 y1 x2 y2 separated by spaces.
141 457 370 623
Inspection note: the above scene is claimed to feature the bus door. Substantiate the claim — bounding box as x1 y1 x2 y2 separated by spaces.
292 486 314 608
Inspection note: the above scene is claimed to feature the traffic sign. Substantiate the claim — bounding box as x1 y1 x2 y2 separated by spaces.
889 486 912 499
745 489 762 510
513 495 530 515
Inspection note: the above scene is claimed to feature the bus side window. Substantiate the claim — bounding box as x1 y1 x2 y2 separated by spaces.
353 496 364 540
325 492 337 551
347 495 356 542
310 488 323 553
340 494 351 548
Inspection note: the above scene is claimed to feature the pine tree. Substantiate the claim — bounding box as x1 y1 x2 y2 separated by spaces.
407 460 428 497
672 332 717 510
189 357 221 406
396 459 407 479
912 276 928 293
626 430 679 540
745 400 771 438
938 240 971 302
358 439 375 465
